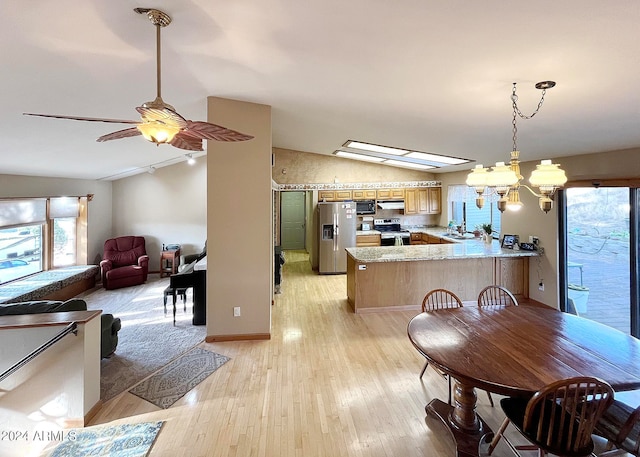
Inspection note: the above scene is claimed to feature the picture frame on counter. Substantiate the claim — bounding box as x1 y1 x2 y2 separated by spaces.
501 234 518 249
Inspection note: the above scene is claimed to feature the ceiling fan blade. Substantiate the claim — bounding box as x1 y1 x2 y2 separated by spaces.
97 127 142 143
23 113 139 124
182 121 254 142
170 133 204 151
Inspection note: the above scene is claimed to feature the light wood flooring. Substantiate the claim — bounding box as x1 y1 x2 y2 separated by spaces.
87 250 552 457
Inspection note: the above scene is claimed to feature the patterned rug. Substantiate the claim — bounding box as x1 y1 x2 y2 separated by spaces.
46 421 164 457
80 277 207 401
129 347 230 409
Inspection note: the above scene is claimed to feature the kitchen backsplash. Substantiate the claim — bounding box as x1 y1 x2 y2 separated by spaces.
360 209 438 228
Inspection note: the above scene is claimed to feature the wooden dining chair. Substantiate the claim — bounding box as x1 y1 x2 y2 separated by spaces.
419 289 462 405
594 399 640 456
419 289 493 407
478 285 519 307
487 376 614 457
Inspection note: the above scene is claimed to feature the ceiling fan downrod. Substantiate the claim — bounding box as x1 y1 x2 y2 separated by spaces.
134 8 172 105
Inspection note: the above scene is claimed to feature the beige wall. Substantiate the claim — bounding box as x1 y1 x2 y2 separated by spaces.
207 97 272 339
0 174 112 265
111 156 207 271
438 147 640 309
273 147 434 183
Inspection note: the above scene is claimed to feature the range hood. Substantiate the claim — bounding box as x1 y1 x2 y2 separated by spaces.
377 200 405 210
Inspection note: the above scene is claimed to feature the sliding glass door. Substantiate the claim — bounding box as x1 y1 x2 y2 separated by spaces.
561 187 638 336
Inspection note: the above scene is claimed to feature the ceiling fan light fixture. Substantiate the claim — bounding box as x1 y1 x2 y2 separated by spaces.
137 122 180 144
22 7 253 153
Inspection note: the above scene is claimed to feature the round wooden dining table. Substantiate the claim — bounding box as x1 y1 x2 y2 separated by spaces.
407 305 640 457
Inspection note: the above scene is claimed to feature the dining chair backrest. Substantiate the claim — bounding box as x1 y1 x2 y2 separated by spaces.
594 399 640 456
422 288 463 313
522 377 614 456
477 285 518 307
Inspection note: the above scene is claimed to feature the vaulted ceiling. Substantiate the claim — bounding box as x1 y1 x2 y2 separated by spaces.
3 1 639 180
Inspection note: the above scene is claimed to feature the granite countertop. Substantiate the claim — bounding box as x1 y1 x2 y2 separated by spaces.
346 227 537 263
357 230 381 235
357 226 476 241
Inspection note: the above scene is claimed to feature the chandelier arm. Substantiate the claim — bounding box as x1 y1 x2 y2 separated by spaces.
520 184 542 198
520 183 559 199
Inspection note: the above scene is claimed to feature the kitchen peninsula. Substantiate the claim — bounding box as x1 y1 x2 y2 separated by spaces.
345 233 537 313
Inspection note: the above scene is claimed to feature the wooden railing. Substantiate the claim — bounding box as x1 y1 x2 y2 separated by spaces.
0 322 78 382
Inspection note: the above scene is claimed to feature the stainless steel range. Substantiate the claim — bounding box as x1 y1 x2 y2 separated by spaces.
374 218 411 246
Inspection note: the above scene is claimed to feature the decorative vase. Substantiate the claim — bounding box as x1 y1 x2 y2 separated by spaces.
484 233 492 244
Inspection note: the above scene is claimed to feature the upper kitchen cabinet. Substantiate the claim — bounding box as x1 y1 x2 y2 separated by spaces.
428 187 441 214
319 190 353 201
352 189 377 200
376 188 404 200
404 188 441 215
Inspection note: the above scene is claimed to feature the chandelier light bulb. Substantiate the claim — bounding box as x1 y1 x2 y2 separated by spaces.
506 189 524 211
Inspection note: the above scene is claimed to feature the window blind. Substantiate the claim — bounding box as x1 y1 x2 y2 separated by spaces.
0 199 47 228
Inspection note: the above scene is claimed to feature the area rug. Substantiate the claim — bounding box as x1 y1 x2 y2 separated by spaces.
80 277 207 401
47 421 164 457
129 347 230 409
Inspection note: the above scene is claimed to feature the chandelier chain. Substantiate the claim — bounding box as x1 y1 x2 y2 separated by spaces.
511 82 548 152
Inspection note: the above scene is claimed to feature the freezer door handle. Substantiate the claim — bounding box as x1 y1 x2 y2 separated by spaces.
333 213 338 251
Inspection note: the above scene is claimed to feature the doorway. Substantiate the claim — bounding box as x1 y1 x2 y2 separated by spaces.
280 191 306 250
562 187 633 334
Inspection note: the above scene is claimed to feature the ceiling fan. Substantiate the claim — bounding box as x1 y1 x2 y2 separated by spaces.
24 7 253 151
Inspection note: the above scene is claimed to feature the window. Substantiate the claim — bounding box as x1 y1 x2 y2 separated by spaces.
0 225 43 284
448 185 502 237
0 196 87 284
561 187 636 336
52 217 77 267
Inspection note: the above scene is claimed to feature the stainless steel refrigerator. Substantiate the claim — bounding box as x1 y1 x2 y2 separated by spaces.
319 201 357 274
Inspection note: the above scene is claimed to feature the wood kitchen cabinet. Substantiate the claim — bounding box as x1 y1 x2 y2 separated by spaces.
410 233 424 245
404 188 441 215
427 187 441 214
319 190 352 201
409 232 450 245
376 188 404 200
495 257 529 298
421 233 448 244
352 189 377 200
356 234 381 246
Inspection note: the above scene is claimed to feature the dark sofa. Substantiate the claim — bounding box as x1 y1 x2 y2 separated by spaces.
0 298 121 359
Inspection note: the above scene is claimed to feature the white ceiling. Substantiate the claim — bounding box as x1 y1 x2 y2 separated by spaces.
3 1 639 180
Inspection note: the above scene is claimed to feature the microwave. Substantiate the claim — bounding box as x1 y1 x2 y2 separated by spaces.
356 200 376 215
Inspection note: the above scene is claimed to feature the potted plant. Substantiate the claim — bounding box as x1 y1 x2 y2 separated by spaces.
473 225 482 238
482 223 493 243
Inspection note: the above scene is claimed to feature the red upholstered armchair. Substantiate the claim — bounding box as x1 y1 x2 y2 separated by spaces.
100 236 149 290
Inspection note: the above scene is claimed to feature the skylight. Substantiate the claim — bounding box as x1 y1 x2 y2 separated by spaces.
333 140 472 171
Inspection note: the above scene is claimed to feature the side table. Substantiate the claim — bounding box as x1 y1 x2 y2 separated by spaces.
160 249 180 278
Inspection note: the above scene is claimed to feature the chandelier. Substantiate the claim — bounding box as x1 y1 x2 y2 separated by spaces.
466 81 567 213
